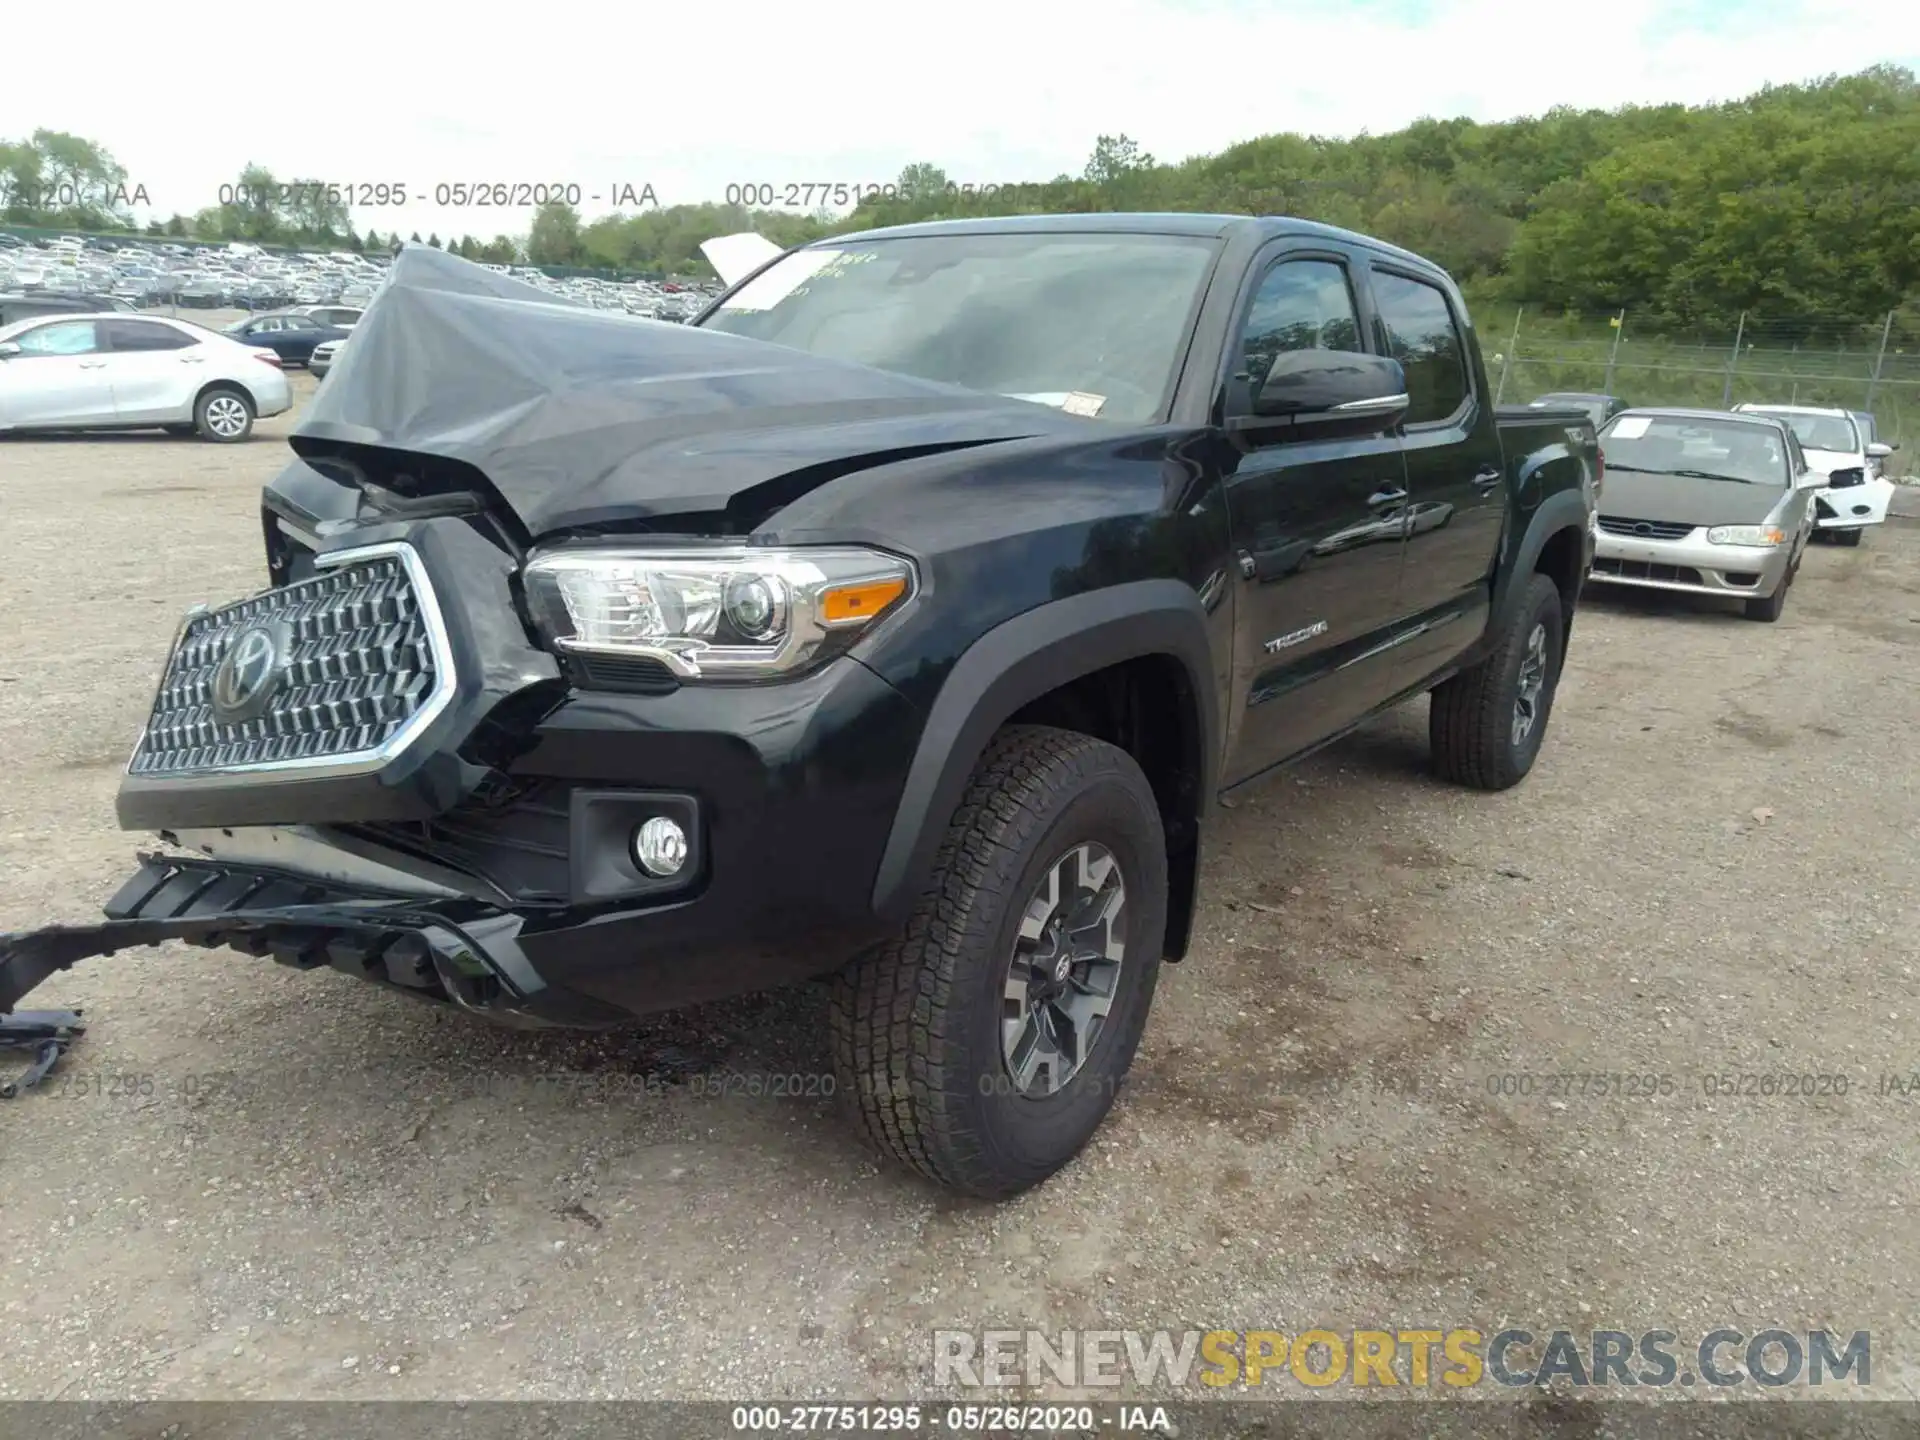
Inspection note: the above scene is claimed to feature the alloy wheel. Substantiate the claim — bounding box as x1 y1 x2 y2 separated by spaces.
204 395 249 438
1511 621 1549 746
1000 842 1128 1096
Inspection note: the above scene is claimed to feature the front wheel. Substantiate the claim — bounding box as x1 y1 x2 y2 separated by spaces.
1744 571 1790 622
1834 528 1864 548
1429 572 1564 791
830 726 1167 1199
194 387 254 443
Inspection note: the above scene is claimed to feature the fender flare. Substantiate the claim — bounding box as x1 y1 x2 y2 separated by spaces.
1491 487 1592 631
869 580 1219 923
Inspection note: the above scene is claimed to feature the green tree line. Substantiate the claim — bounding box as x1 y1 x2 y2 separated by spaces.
5 65 1916 334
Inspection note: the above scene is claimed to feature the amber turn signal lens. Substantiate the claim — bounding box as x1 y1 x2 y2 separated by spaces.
822 576 908 625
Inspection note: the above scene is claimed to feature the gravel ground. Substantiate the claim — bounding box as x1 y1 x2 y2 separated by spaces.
4 385 1920 1406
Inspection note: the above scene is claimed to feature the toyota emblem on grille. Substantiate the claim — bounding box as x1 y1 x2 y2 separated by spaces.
210 621 290 723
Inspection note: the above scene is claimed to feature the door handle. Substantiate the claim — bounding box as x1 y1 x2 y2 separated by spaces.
77 360 108 369
1472 466 1503 489
1367 485 1408 510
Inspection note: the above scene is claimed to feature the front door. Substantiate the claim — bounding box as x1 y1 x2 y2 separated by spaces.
1219 249 1413 787
0 319 115 427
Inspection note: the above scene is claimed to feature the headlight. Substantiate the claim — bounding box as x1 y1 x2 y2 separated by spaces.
521 545 914 680
1705 525 1785 547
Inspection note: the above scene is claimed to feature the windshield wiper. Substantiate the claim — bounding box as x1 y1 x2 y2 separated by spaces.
1606 464 1770 484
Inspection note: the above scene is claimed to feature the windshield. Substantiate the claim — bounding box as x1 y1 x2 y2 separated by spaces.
697 232 1219 423
1745 408 1859 453
1600 414 1790 487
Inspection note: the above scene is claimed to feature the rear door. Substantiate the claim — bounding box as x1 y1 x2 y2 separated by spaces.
0 319 115 427
1218 242 1415 786
1363 262 1505 636
102 318 202 422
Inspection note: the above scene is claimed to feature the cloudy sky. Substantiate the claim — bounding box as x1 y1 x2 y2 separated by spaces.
5 0 1913 240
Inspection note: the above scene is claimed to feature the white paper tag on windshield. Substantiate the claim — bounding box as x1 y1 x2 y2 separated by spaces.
719 248 841 313
1062 391 1106 417
1608 416 1651 439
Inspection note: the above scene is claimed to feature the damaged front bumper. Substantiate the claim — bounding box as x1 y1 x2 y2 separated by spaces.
0 847 629 1030
4 508 928 1072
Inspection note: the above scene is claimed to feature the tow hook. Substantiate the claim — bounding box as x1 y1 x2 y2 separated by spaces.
0 1008 86 1098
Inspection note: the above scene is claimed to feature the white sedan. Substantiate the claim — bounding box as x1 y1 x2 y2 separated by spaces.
0 312 292 442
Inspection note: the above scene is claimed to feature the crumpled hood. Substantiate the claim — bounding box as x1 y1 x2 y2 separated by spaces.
1600 469 1790 527
289 245 1081 536
1801 447 1864 477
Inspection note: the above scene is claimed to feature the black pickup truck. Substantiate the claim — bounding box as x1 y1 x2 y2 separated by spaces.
0 222 1597 1196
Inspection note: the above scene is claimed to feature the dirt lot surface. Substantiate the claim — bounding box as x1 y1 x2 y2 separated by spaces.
4 383 1920 1408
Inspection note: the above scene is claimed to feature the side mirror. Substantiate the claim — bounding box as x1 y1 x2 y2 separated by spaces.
1866 442 1893 458
1233 350 1409 435
0 341 19 360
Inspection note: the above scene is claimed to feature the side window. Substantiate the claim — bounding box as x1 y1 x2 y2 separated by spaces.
105 320 193 352
13 320 101 356
1235 259 1362 400
1370 270 1469 425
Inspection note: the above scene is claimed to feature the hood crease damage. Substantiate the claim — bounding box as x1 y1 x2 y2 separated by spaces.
288 246 1080 538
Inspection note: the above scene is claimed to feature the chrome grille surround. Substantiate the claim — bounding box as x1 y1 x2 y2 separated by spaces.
126 542 455 782
1596 515 1696 541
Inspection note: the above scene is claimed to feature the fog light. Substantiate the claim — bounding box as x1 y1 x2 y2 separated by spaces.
633 816 689 877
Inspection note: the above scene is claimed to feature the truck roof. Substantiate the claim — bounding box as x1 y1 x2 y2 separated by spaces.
826 212 1443 273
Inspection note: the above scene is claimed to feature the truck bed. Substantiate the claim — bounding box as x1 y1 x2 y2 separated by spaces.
1496 404 1594 428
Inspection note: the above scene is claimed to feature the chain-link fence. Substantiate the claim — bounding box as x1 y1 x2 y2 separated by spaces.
1487 307 1917 471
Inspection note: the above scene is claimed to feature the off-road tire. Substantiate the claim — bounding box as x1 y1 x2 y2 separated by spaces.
830 726 1167 1199
1429 571 1564 791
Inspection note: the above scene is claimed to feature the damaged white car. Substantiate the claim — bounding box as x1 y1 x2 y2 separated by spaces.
1733 403 1896 546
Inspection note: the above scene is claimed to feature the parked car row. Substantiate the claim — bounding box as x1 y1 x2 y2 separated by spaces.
1577 399 1898 624
0 233 724 321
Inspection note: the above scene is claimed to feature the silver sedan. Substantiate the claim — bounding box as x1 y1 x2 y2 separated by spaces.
1588 408 1817 622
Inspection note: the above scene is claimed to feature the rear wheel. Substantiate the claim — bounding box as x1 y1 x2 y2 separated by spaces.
194 387 254 443
830 726 1167 1199
1430 572 1563 791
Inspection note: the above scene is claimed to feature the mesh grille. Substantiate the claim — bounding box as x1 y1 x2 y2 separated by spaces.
129 552 441 776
